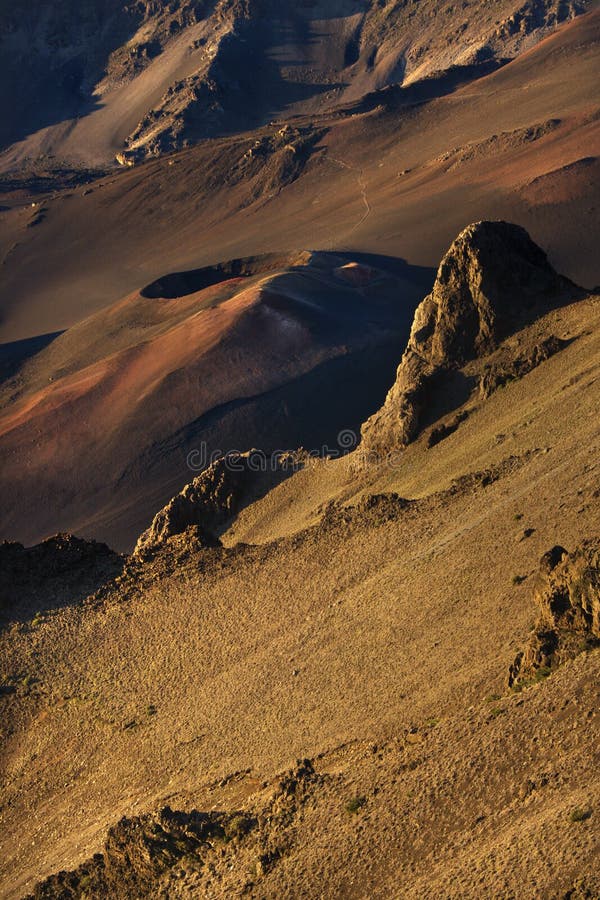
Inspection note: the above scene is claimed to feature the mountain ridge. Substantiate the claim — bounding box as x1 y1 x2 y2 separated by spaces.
1 6 599 896
0 0 591 170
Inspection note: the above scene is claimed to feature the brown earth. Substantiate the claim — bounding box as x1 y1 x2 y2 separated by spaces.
22 659 600 899
1 8 599 899
1 224 599 897
0 12 599 552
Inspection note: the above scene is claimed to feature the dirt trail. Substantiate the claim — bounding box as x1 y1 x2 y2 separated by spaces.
325 153 372 245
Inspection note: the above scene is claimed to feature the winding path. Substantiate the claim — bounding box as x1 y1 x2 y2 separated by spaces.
325 153 372 244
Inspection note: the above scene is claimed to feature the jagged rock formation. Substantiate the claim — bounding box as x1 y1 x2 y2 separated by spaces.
134 451 303 555
27 760 322 899
508 541 600 687
0 0 591 167
119 1 261 162
0 534 123 621
361 221 576 452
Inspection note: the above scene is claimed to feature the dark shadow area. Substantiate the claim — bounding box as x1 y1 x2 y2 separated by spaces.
343 13 367 69
426 410 470 448
0 167 110 197
205 23 340 134
182 340 412 456
417 369 479 433
292 1 368 19
350 58 509 115
336 251 435 284
141 250 435 300
0 3 146 151
0 330 64 381
0 534 125 627
141 254 286 299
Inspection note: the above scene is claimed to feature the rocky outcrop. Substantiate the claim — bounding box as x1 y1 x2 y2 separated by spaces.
26 805 257 899
134 451 303 555
508 541 600 687
361 221 576 452
0 534 123 620
0 533 116 577
27 760 322 899
478 334 569 399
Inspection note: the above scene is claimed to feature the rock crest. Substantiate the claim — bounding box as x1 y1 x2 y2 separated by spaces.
361 221 574 451
134 450 303 555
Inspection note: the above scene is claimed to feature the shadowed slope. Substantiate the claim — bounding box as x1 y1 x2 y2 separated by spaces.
0 0 590 169
1 11 598 345
0 252 432 549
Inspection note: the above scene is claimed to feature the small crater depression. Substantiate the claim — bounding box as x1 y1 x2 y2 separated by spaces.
140 252 312 300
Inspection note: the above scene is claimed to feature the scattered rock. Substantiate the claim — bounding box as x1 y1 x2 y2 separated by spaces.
114 152 135 167
318 493 411 532
479 335 570 399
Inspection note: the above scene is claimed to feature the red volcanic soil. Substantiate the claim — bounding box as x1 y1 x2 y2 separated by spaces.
1 12 599 345
0 253 430 549
0 12 598 548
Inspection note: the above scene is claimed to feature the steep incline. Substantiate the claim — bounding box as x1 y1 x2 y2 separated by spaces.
0 0 591 169
362 221 578 451
1 225 599 898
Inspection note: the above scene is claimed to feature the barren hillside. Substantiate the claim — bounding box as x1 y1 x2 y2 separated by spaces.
1 10 599 345
1 5 599 899
0 0 591 169
1 223 599 898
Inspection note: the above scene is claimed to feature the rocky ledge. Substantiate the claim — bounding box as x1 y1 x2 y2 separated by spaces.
134 450 304 555
509 540 600 687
